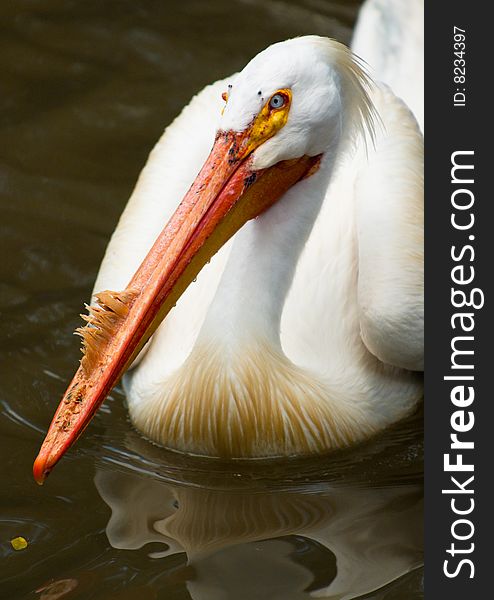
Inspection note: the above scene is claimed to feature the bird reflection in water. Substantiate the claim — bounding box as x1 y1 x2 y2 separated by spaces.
94 432 422 600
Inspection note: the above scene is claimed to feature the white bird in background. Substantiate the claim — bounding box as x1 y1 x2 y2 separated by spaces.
34 1 424 483
352 0 424 132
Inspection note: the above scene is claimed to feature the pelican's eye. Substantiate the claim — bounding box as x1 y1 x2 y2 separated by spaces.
238 88 292 159
269 93 287 110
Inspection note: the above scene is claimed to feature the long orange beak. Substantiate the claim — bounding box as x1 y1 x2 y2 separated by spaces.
33 127 321 484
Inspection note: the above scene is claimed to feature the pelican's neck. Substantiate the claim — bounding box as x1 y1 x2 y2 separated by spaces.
199 153 335 350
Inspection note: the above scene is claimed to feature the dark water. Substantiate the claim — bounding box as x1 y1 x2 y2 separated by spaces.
0 1 423 598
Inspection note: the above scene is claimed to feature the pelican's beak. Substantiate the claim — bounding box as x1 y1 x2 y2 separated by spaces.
33 127 321 484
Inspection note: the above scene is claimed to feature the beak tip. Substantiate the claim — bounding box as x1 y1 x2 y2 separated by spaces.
33 453 51 485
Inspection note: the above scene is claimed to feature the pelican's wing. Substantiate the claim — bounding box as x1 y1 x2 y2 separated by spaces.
355 84 423 371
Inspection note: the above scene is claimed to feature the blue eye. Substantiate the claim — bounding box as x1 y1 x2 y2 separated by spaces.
269 93 286 109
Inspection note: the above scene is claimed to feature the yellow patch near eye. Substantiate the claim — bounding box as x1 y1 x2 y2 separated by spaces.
242 89 292 157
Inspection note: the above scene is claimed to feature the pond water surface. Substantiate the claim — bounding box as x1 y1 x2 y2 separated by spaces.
0 1 423 598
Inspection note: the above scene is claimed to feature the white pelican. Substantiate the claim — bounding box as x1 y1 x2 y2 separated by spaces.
34 33 423 483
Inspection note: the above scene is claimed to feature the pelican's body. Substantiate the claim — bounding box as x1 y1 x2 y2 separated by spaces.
34 11 424 480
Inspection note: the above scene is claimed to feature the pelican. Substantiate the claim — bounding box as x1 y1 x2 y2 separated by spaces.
33 31 423 483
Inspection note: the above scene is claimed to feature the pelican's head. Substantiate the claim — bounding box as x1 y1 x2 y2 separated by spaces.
220 36 375 170
33 37 376 483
